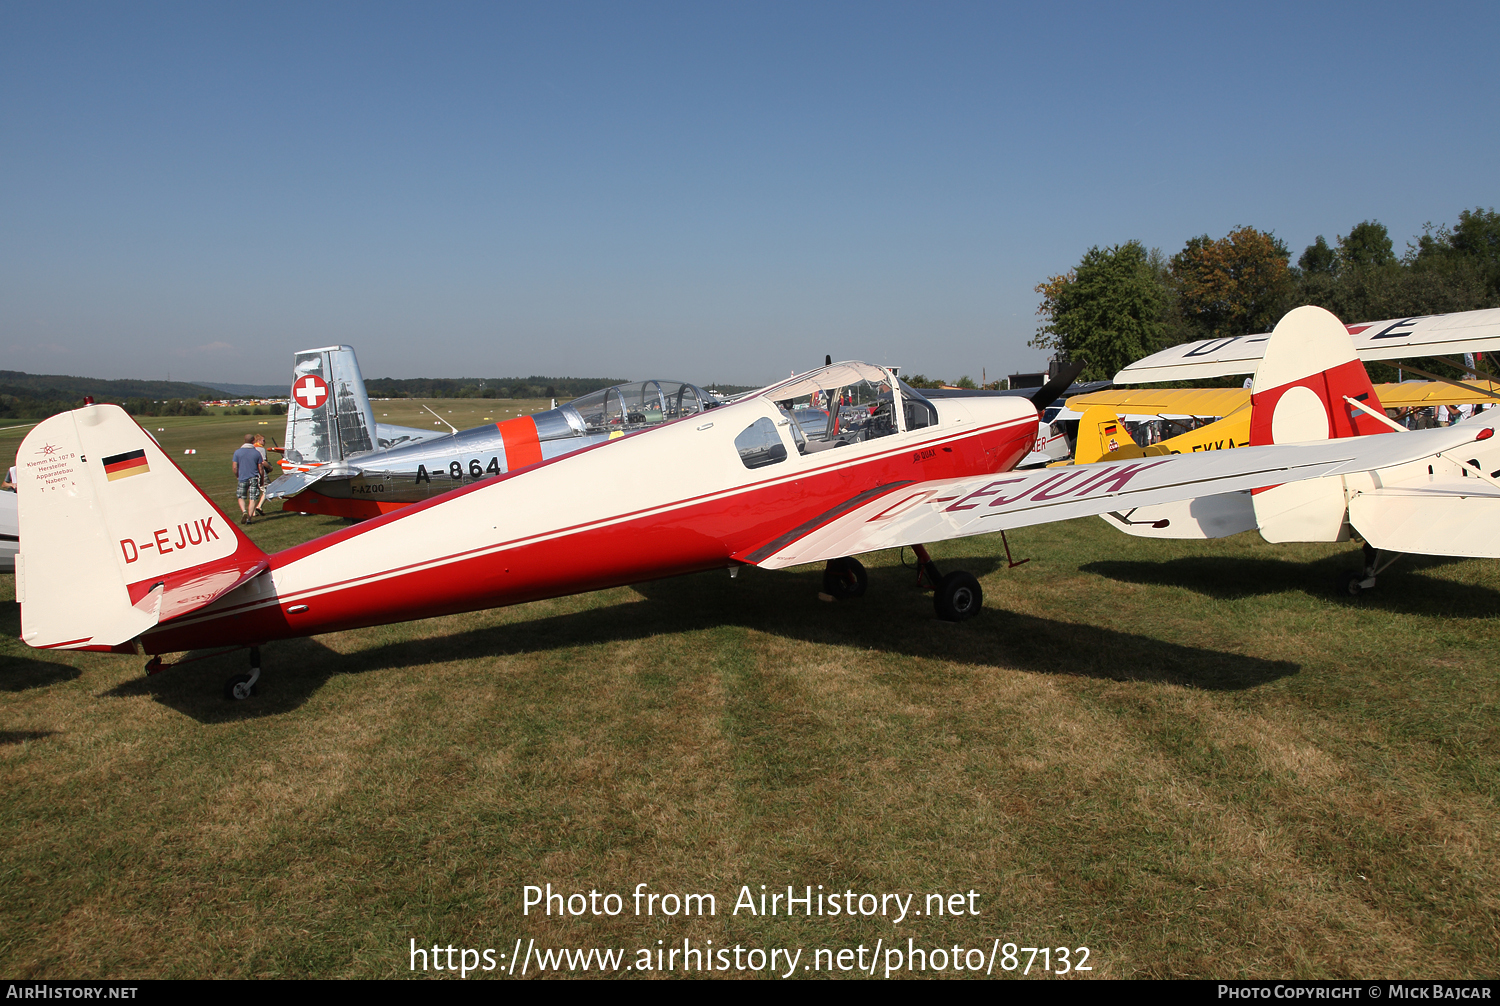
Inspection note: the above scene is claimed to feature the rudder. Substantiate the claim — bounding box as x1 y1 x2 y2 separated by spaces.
1249 306 1394 542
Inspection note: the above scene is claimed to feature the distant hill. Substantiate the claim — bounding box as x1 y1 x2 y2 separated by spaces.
0 370 230 421
0 370 222 401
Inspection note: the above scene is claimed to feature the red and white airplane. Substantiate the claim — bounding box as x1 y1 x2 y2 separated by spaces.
15 334 1498 699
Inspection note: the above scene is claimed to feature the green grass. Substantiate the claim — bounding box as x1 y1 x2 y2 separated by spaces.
1 410 1497 978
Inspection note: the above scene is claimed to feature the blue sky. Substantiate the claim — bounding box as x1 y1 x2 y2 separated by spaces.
3 2 1496 389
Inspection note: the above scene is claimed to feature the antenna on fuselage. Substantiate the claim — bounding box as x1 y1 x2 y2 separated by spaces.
1029 359 1088 414
825 355 832 366
422 405 459 434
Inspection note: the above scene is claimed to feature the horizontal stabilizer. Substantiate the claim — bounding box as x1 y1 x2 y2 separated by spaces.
265 466 335 500
1349 481 1500 558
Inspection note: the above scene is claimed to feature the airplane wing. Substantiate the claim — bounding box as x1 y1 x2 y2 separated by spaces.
1376 381 1500 408
745 418 1497 569
1113 308 1500 384
1068 381 1500 423
1347 480 1500 558
375 421 441 450
1067 387 1248 418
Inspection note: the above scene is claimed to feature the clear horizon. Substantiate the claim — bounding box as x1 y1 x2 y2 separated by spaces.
3 2 1496 389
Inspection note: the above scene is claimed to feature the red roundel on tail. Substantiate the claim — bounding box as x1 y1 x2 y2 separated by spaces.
1250 358 1391 447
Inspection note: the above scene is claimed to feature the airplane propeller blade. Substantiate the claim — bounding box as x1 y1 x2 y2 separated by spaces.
1030 359 1088 414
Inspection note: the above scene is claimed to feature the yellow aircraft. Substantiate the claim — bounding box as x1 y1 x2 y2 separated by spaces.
1066 380 1500 466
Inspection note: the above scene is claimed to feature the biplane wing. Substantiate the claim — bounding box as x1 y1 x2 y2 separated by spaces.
1066 387 1249 419
1113 308 1500 384
1069 380 1500 422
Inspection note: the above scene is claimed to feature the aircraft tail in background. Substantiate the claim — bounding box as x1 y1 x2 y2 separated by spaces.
15 405 267 651
284 345 378 468
282 345 437 469
1249 306 1396 542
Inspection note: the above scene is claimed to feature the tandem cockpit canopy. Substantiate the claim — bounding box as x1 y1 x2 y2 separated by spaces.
760 362 938 453
564 381 719 436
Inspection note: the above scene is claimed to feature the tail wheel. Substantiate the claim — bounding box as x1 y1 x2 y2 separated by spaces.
934 571 983 621
1336 571 1364 597
823 557 868 600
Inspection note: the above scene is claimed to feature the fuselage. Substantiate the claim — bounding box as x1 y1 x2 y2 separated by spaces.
143 379 1037 655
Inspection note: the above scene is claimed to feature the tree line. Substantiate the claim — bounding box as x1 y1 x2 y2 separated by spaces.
0 371 229 421
363 376 631 400
1031 207 1500 383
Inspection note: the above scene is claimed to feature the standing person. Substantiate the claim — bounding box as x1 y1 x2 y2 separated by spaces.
252 434 271 517
231 434 264 524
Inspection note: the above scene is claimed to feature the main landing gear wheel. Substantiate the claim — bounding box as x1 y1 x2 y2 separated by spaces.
224 673 259 701
1337 570 1364 597
934 571 983 621
225 646 262 701
823 557 868 600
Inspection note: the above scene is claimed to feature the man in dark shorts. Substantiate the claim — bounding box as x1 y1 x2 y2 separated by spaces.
231 434 264 524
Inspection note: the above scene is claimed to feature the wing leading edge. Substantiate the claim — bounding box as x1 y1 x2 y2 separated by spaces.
1113 308 1500 384
748 417 1499 569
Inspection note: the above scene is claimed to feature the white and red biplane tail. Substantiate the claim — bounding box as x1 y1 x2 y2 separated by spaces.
15 405 267 652
1248 305 1395 542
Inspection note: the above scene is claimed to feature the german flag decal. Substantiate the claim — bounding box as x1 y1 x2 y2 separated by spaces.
102 448 150 481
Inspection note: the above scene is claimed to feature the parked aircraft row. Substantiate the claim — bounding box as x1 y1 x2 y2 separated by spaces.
9 306 1500 700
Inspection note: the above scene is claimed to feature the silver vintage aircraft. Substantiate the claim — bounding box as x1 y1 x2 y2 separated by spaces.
267 345 722 519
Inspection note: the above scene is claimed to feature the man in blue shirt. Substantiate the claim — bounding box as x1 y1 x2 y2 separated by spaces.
231 435 267 524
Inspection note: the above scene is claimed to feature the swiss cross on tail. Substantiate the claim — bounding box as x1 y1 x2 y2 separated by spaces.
293 375 330 410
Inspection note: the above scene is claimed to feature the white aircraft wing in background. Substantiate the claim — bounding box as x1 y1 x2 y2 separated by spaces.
1113 308 1500 384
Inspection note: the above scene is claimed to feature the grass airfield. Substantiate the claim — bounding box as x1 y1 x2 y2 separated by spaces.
1 407 1497 978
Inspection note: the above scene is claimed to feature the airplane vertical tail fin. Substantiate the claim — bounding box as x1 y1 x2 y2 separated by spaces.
1072 405 1148 465
1249 305 1394 541
16 405 267 650
284 345 378 467
1249 305 1391 446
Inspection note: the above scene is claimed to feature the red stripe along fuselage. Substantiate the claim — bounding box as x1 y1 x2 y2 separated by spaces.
140 403 1036 655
